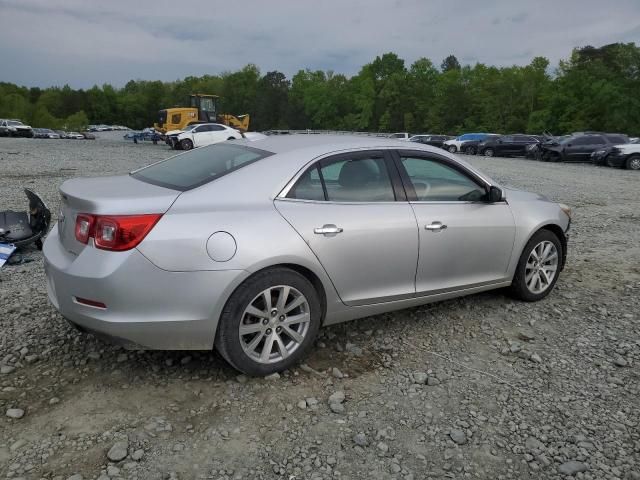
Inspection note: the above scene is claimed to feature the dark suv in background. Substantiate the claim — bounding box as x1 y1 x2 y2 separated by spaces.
539 132 628 162
477 134 540 157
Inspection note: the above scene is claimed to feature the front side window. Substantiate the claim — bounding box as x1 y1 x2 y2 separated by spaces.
287 154 396 202
210 125 225 131
400 156 486 202
171 113 182 124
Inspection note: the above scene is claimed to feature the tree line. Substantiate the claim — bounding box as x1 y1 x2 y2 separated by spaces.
0 42 638 135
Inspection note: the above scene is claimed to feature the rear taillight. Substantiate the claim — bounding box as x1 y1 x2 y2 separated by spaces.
75 214 95 244
74 213 162 251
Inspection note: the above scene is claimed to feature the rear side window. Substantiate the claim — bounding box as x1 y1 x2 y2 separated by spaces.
606 135 627 144
132 143 273 191
287 154 396 202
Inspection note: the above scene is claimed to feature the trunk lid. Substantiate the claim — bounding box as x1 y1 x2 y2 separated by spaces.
58 174 180 255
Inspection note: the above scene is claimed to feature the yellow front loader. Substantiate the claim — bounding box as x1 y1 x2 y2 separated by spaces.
154 94 250 134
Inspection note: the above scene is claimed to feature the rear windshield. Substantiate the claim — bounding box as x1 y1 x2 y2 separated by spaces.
131 143 273 191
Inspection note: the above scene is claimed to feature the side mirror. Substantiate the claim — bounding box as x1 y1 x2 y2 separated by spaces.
488 186 503 203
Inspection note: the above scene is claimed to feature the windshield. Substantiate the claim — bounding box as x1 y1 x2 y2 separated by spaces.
183 124 199 131
8 121 23 126
131 143 274 191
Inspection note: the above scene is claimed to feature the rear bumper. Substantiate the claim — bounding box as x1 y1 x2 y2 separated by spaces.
43 226 244 350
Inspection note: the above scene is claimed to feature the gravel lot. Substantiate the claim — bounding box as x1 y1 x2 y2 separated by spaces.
0 134 638 480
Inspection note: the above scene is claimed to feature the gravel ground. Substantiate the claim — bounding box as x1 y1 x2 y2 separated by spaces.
0 134 638 480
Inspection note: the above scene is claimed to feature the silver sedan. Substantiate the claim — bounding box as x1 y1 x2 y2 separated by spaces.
44 135 571 375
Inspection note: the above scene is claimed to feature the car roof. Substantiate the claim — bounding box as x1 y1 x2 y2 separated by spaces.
241 134 412 154
173 134 499 204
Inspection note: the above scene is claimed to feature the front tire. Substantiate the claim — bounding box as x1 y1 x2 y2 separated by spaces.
465 146 476 155
510 230 562 302
215 268 322 376
484 148 494 157
626 155 640 170
447 145 457 153
180 138 193 150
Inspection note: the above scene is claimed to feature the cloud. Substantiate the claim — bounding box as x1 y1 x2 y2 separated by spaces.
0 0 638 88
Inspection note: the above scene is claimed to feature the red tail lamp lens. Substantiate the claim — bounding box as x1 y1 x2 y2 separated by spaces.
74 213 162 251
94 214 162 251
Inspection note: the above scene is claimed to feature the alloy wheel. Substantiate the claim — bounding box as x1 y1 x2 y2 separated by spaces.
628 156 640 170
239 285 311 364
484 148 494 157
525 241 559 294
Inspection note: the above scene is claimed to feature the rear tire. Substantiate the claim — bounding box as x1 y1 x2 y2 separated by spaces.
606 155 619 168
215 268 322 376
510 230 562 302
180 138 193 150
626 155 640 170
465 146 476 155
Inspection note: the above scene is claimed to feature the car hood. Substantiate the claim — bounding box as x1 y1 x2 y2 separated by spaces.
166 129 183 136
503 186 552 203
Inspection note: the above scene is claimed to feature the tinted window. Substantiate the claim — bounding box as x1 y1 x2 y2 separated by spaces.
171 113 181 124
132 143 273 191
570 136 591 145
501 136 514 142
606 135 627 144
210 125 225 131
321 156 395 202
287 166 325 201
400 157 486 202
193 125 209 133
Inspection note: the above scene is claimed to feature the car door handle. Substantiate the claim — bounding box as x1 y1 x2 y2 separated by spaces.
425 222 447 232
314 224 343 235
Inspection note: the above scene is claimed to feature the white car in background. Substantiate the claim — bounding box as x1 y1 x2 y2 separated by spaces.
388 132 411 140
176 123 242 150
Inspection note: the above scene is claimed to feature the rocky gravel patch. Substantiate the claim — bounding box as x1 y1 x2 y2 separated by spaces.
0 135 638 479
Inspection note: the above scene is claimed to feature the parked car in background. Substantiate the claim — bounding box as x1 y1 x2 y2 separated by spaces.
81 132 96 140
443 133 495 153
0 119 34 137
477 134 540 157
409 135 453 148
539 132 629 162
55 130 69 139
591 137 639 166
43 135 571 375
67 132 85 139
33 128 61 139
388 132 411 140
460 134 501 155
175 123 242 150
599 143 640 170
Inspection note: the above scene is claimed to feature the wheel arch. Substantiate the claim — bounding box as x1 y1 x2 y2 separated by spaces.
220 262 329 328
527 223 568 270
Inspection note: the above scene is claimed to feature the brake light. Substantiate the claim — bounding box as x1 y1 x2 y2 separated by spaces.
75 214 95 244
74 213 162 251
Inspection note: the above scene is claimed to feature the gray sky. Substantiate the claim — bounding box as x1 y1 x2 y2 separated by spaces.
1 0 639 88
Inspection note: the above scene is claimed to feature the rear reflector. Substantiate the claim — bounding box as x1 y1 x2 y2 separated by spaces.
74 297 107 309
74 213 162 251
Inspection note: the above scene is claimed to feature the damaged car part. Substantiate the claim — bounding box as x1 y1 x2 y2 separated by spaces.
0 189 52 250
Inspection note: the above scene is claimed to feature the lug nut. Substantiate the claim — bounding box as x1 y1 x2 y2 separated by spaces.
262 319 269 325
279 315 285 321
266 328 272 335
276 326 282 333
